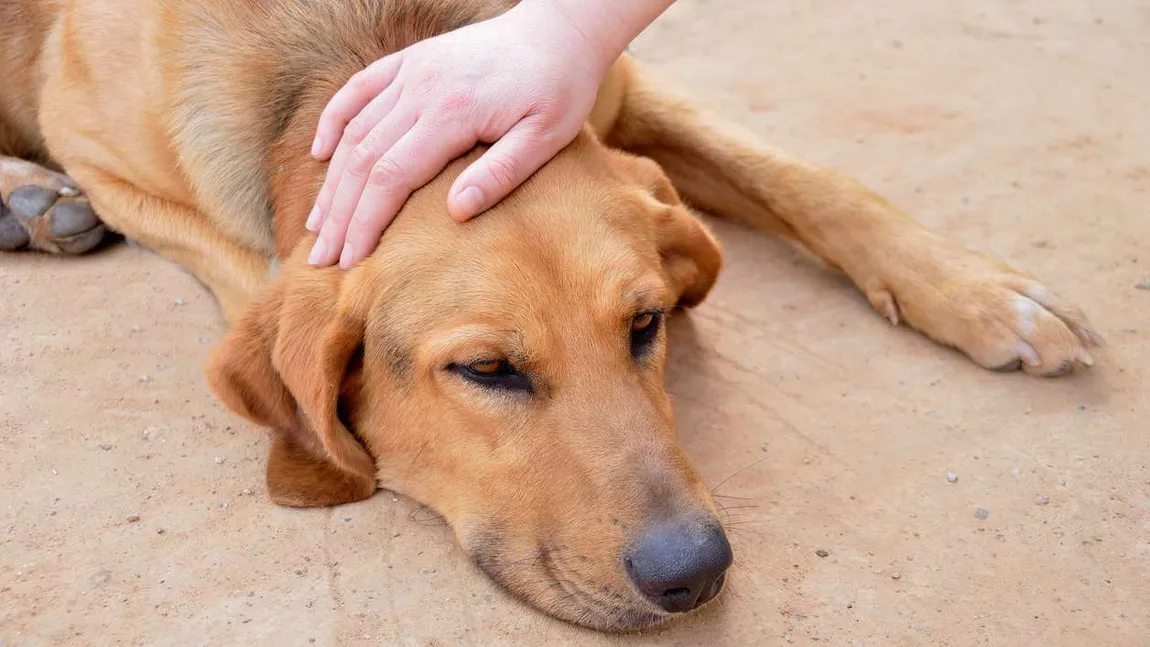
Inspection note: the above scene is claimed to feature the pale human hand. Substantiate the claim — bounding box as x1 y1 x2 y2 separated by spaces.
306 0 675 268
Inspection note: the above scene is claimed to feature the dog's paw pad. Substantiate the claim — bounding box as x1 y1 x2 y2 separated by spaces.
4 184 107 254
0 204 31 250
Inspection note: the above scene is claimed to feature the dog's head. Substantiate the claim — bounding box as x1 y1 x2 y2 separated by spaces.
207 133 728 630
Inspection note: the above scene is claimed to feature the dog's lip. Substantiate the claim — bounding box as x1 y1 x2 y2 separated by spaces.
696 571 726 607
467 538 673 631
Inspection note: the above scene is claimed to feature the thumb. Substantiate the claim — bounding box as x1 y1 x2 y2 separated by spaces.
447 118 568 222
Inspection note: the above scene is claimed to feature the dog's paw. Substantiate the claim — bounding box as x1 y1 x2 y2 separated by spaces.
869 259 1102 377
0 159 107 254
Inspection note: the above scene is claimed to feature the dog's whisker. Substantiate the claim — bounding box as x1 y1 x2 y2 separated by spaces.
709 455 770 494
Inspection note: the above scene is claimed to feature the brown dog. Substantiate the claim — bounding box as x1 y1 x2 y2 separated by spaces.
0 0 1101 632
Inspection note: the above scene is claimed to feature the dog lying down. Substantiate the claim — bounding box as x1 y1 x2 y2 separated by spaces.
0 0 1101 632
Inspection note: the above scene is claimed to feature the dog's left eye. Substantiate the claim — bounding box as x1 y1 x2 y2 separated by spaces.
630 310 663 358
450 360 533 393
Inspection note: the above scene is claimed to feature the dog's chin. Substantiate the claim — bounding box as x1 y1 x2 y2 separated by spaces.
467 538 670 632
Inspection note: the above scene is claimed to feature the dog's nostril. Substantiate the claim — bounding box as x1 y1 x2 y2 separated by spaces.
626 515 732 614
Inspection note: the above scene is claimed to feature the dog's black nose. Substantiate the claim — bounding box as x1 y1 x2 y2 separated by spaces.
625 516 732 613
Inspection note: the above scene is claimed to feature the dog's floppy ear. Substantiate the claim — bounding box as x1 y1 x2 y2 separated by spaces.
655 203 723 307
618 154 724 307
205 268 377 507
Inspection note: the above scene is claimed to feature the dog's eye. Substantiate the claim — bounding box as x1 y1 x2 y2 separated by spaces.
468 359 503 376
450 360 533 393
630 310 663 358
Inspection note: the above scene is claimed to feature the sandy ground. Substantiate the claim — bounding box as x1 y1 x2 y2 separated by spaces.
3 0 1149 645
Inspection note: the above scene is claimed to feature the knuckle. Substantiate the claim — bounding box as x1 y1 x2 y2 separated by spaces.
349 70 375 94
486 156 518 189
344 116 371 143
368 157 406 189
348 144 379 176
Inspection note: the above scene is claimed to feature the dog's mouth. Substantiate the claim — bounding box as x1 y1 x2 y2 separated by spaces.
470 540 672 632
464 519 731 632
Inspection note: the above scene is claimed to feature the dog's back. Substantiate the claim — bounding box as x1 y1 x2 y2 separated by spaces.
1 0 515 253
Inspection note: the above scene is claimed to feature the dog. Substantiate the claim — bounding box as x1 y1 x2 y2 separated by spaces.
0 0 1101 632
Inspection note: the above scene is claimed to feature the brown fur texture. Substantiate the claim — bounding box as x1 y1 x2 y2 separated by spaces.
0 0 1101 632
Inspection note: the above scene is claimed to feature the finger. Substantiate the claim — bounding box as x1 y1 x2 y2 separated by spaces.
339 121 475 268
311 54 402 160
447 117 566 222
307 80 405 232
309 108 418 266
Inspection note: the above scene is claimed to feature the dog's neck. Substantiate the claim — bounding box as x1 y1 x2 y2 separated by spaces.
266 112 328 259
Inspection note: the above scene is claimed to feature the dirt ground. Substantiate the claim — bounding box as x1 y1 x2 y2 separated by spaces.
3 0 1148 645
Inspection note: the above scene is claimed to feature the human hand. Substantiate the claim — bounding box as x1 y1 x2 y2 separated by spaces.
306 3 616 268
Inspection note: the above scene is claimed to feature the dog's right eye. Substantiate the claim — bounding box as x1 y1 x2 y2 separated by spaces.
449 360 533 393
630 310 664 359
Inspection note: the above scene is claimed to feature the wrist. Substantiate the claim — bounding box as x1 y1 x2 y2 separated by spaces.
506 0 673 76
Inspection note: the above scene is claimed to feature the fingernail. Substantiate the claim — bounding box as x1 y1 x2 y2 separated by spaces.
308 238 327 265
338 243 354 269
311 136 324 158
305 206 322 232
1017 341 1042 367
454 186 485 219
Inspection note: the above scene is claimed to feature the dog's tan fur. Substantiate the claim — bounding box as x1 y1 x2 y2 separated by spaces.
0 0 1100 631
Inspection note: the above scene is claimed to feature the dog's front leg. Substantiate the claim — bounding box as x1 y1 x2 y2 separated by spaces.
597 56 1101 376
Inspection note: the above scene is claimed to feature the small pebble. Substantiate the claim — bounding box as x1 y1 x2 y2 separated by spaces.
126 513 141 523
241 488 253 496
98 443 114 451
1077 404 1087 411
1135 281 1150 290
214 456 226 465
1035 495 1050 506
891 571 902 580
130 324 142 333
1059 478 1067 486
174 297 186 306
343 516 352 523
760 443 769 452
198 337 211 345
946 472 958 483
156 528 166 535
815 549 829 558
974 507 989 520
218 502 229 509
137 375 151 383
